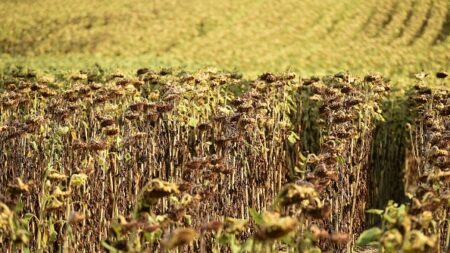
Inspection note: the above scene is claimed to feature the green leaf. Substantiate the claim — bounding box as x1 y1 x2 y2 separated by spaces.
154 228 163 238
398 204 407 217
229 235 240 253
31 141 38 151
309 247 322 253
249 208 263 226
356 227 382 246
70 173 88 187
111 223 122 237
14 201 24 212
366 209 383 216
144 228 162 243
48 221 58 243
281 235 296 247
57 126 70 136
239 238 254 252
124 152 132 162
101 241 118 252
21 213 37 226
299 152 307 162
188 117 198 127
287 131 299 144
336 156 346 164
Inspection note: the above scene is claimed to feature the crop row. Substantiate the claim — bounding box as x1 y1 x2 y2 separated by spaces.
0 69 447 252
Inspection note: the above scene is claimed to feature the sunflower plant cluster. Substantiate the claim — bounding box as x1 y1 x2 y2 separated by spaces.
405 78 449 252
0 67 446 252
294 73 390 251
357 73 449 253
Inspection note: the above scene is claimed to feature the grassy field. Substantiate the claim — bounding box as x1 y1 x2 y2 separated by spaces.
0 1 449 253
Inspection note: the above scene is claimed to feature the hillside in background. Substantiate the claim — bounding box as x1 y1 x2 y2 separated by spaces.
1 0 449 80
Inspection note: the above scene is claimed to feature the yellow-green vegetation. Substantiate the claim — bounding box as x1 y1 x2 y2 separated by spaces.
357 202 439 253
1 0 449 79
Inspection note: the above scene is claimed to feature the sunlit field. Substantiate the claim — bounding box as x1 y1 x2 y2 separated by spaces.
0 0 449 252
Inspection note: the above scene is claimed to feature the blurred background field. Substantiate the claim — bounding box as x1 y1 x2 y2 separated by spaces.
1 0 449 81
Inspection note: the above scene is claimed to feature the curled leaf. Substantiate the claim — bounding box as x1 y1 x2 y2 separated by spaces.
142 179 179 200
356 227 382 246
